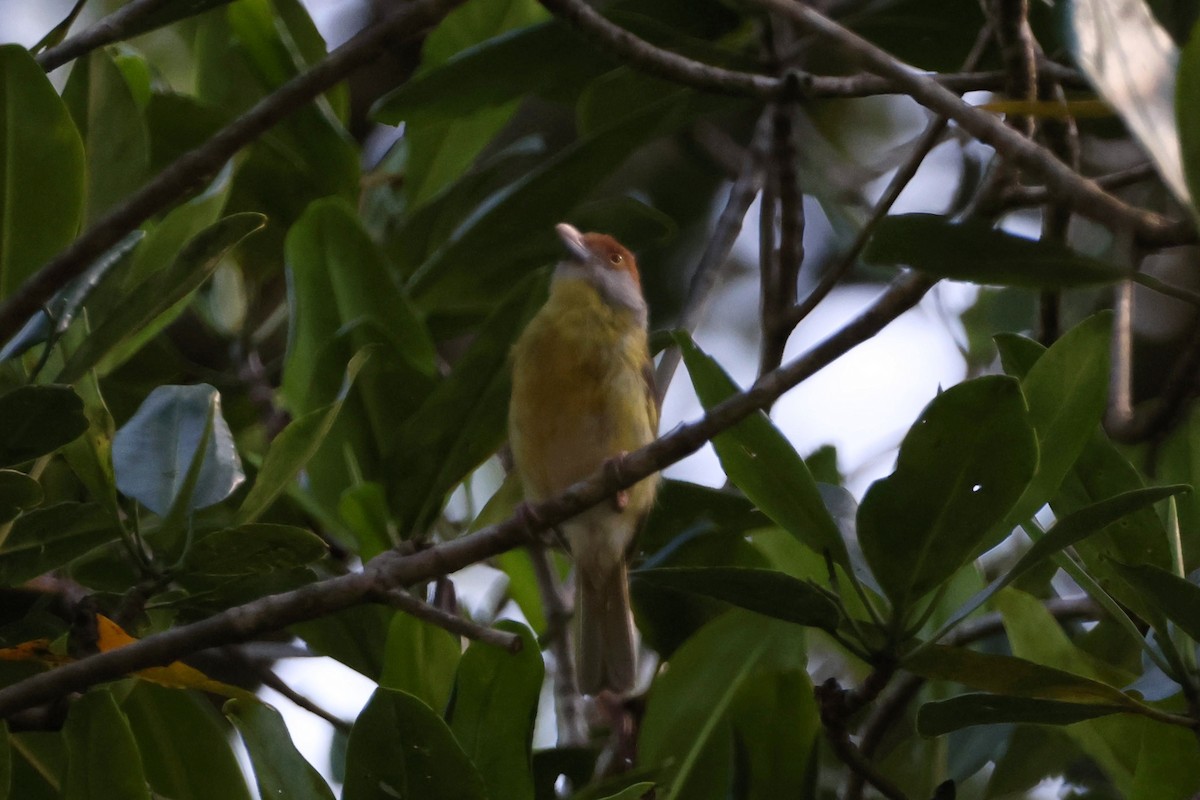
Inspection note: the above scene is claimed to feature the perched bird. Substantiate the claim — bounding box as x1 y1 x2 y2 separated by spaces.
509 223 660 695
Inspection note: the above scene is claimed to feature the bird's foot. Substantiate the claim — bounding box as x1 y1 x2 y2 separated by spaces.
514 501 560 547
603 452 631 512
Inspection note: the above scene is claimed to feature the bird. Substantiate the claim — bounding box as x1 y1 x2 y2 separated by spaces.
508 222 660 695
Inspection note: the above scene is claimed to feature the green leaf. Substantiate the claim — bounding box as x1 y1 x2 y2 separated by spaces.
225 699 334 800
673 332 847 567
380 613 461 712
1108 560 1200 644
0 470 41 525
64 689 151 800
1179 16 1200 219
907 645 1150 711
641 479 770 554
863 214 1128 287
639 610 812 800
386 271 547 537
62 49 150 221
343 689 487 800
116 0 240 39
0 385 87 467
57 213 265 383
633 567 840 631
932 486 1189 639
112 384 244 516
372 21 613 124
596 784 656 800
857 376 1038 610
1004 313 1112 526
0 44 85 300
187 524 328 575
0 502 120 585
1073 0 1188 206
0 722 8 800
123 683 252 800
236 348 369 525
917 694 1124 736
447 622 543 800
292 605 391 680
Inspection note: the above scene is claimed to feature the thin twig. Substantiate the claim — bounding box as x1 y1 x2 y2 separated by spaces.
786 24 994 330
529 545 588 747
1000 162 1159 208
655 112 771 399
988 0 1037 138
0 0 466 345
219 646 352 734
372 587 523 653
36 0 176 72
0 270 936 719
741 0 1191 247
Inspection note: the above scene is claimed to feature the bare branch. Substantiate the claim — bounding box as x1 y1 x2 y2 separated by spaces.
529 545 588 747
372 587 523 653
0 270 936 719
0 0 466 346
745 0 1192 247
36 0 176 72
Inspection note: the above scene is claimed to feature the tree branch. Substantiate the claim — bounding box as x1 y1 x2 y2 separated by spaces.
744 0 1192 248
371 587 523 652
36 0 177 72
0 270 936 719
0 0 466 346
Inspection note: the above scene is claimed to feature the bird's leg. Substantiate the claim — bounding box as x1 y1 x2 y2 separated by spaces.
603 452 631 512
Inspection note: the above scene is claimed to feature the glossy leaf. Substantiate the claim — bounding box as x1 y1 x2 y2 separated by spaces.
57 213 265 383
673 332 847 567
343 688 487 800
186 524 328 575
225 700 334 800
112 384 244 516
933 485 1188 638
291 605 391 680
858 376 1037 610
123 683 251 800
1072 0 1188 205
448 622 543 800
864 214 1128 287
62 49 150 221
0 471 41 525
64 690 151 800
0 722 8 800
380 613 461 712
633 567 840 631
0 44 85 300
236 348 369 525
0 385 87 467
1109 561 1200 643
0 502 119 586
1004 313 1112 526
918 694 1124 736
639 610 813 800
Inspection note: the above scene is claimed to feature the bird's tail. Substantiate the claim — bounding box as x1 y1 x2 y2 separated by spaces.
576 558 635 695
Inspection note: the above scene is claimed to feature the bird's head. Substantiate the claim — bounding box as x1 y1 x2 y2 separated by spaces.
554 223 646 324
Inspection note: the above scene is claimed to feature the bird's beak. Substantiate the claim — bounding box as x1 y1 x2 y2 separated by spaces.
555 223 590 262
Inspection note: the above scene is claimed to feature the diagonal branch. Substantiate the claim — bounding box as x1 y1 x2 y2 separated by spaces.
36 0 177 72
0 0 466 346
0 270 936 719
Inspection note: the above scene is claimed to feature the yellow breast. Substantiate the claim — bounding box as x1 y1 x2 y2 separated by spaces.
509 278 658 509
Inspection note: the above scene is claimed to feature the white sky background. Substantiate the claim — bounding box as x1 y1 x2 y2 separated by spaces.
0 1 1049 794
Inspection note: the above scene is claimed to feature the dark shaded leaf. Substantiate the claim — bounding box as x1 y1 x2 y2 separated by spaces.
187 524 328 575
343 689 486 800
380 613 461 712
225 700 334 800
673 332 847 567
0 385 87 467
633 567 840 631
858 376 1037 610
864 214 1128 287
917 694 1124 736
64 689 151 800
0 471 41 525
0 44 85 300
0 503 119 586
1109 560 1200 644
448 622 543 800
1179 14 1200 218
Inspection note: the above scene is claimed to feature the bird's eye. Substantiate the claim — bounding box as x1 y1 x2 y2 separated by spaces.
609 253 623 264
